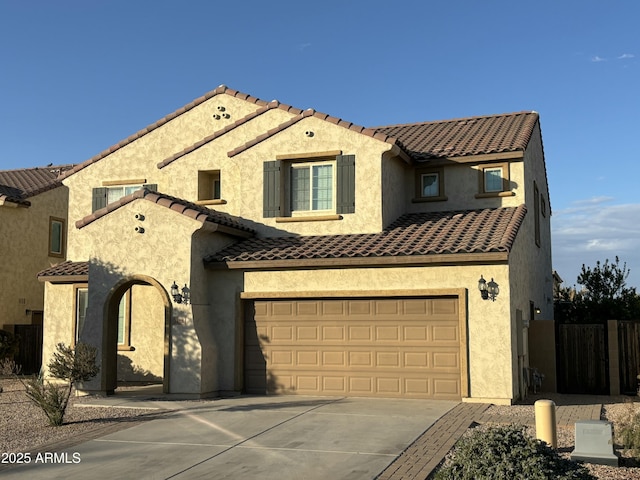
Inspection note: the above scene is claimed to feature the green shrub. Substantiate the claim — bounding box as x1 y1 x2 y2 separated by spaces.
23 342 99 426
615 402 640 459
433 424 594 480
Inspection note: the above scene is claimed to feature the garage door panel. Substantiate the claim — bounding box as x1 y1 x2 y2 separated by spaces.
245 298 462 400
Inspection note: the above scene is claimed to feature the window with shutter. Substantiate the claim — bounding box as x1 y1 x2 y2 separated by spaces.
263 154 355 219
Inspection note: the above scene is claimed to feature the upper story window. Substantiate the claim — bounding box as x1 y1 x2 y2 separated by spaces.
92 180 157 212
197 170 226 205
290 162 334 213
263 152 355 221
48 216 65 258
476 162 514 198
483 167 503 192
413 166 446 203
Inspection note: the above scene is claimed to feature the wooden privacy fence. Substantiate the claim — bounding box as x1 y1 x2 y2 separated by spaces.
618 320 640 395
556 322 608 395
555 319 640 395
14 324 43 375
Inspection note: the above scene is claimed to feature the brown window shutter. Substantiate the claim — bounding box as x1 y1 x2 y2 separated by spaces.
263 161 281 218
92 187 108 212
336 154 355 214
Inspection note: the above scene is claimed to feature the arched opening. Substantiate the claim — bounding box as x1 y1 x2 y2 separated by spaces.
103 275 171 394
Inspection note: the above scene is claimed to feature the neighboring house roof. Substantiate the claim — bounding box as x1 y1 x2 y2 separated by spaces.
205 205 527 268
37 261 89 282
372 111 539 160
75 187 255 237
0 164 75 206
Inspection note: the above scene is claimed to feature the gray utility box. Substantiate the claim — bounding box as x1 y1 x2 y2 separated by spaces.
570 420 619 466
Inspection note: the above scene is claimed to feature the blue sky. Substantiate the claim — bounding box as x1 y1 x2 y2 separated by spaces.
1 0 639 289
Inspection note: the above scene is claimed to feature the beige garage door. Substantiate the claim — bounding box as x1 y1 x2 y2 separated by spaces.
244 297 463 400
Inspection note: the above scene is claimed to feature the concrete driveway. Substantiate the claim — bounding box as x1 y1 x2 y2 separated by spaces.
2 395 457 480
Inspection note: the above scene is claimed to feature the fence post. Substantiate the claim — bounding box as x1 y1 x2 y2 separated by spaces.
608 320 620 395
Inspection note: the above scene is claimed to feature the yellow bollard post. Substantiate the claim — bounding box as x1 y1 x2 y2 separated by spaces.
534 399 557 448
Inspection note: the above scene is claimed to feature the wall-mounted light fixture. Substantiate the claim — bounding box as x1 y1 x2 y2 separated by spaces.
171 281 191 304
478 275 499 301
535 307 542 315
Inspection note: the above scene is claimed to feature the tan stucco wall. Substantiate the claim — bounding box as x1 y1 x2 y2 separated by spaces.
237 264 513 402
64 93 267 253
41 283 77 366
404 160 525 215
117 284 165 382
0 186 69 331
220 116 397 236
43 198 240 394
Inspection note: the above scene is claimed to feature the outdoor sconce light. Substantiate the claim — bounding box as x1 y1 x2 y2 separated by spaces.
535 307 542 315
170 281 191 304
478 275 499 302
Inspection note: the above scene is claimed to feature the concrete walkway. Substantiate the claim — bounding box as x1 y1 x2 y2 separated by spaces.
0 394 458 480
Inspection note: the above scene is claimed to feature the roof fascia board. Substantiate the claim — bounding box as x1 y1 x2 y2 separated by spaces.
207 252 509 270
240 287 467 300
429 151 525 165
38 274 89 283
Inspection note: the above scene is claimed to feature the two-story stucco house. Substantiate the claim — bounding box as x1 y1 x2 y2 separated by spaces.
38 85 553 404
0 165 72 373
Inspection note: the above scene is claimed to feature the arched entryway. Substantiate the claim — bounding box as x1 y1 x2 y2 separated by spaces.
103 276 171 394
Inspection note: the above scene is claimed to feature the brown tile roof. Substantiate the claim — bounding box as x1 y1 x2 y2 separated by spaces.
75 187 255 236
372 112 539 160
206 205 526 266
60 85 270 180
37 261 89 279
0 164 75 205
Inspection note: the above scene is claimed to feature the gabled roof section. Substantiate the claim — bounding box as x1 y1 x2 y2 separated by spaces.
372 111 539 160
227 108 408 159
157 100 304 169
206 205 527 268
60 85 270 180
0 164 75 206
76 187 255 237
37 261 89 282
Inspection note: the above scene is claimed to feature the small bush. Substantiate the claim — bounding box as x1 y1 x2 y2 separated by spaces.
0 357 22 376
23 342 99 426
434 424 595 480
615 401 640 459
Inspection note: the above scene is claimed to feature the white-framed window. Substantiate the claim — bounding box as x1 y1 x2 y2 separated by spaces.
421 172 440 197
107 184 143 204
483 167 503 192
75 287 88 344
49 217 65 257
117 291 132 348
290 162 335 213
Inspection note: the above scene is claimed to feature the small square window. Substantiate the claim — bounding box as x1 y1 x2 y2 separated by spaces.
413 167 446 203
484 167 504 192
421 173 439 197
198 171 222 202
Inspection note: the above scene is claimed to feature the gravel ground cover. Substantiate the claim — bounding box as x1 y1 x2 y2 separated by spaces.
2 377 640 479
481 399 640 479
0 379 163 454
